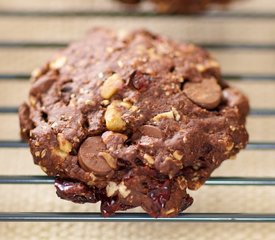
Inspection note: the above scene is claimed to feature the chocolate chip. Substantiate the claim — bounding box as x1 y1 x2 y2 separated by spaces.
183 78 222 109
169 66 175 72
78 137 113 176
139 125 163 138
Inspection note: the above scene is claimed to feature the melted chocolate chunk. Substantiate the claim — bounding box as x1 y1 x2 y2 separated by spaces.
78 137 113 176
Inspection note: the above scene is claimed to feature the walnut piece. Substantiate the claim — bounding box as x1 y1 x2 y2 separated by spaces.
173 150 184 161
106 181 130 198
152 110 174 122
57 133 72 153
98 152 117 169
50 56 67 70
100 73 124 99
144 153 155 165
104 102 126 132
106 181 119 197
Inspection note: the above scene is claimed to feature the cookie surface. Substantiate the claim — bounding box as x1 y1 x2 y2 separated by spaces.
19 28 249 217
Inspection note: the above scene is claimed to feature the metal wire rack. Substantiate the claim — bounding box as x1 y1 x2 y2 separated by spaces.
0 1 275 223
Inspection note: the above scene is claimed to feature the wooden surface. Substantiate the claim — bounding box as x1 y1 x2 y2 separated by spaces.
0 0 275 239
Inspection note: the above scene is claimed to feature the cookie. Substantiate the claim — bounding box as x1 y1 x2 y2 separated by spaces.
19 28 249 217
117 0 234 13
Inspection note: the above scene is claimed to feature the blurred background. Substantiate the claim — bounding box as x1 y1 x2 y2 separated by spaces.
0 0 275 239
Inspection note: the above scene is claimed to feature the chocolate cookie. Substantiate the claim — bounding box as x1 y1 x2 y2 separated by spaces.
19 28 249 217
117 0 234 13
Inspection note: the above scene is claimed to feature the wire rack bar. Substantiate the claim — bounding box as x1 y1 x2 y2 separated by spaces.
0 212 275 222
0 141 274 149
0 73 29 80
1 73 275 81
0 141 28 148
1 107 275 116
1 41 275 50
246 142 275 150
0 10 275 19
0 176 275 186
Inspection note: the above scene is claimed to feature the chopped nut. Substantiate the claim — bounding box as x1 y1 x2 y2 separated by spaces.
192 176 199 182
196 60 219 72
208 60 220 68
98 72 104 79
106 47 114 53
104 103 126 132
85 99 95 106
51 122 58 128
40 166 48 173
41 149 47 158
130 105 138 112
102 131 128 145
29 96 36 107
165 208 176 215
226 142 234 152
50 56 67 69
152 111 174 122
176 176 187 190
34 141 40 147
144 153 155 165
236 143 244 149
182 136 187 143
101 99 110 106
57 133 72 153
106 181 119 197
230 125 236 131
193 163 201 170
172 107 181 121
173 150 184 161
165 156 183 169
34 151 41 157
178 77 185 83
118 182 131 198
192 182 202 190
117 60 124 68
119 101 132 109
148 48 160 60
87 181 94 186
31 68 42 79
87 173 97 186
98 152 117 169
52 148 68 159
100 73 124 99
117 29 128 40
196 64 205 72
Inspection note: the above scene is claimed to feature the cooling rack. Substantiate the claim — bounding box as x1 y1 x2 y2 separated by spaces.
0 0 275 223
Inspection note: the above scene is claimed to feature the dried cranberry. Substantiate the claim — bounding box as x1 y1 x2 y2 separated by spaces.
149 181 171 208
130 71 151 91
55 178 101 204
101 197 118 217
